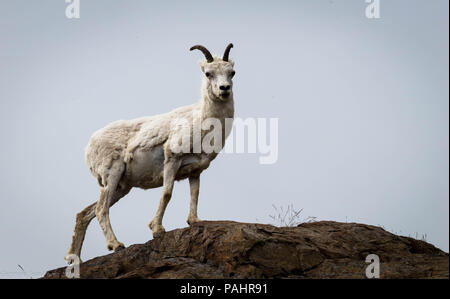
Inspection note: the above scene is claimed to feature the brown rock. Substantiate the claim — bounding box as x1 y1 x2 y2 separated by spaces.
43 221 448 279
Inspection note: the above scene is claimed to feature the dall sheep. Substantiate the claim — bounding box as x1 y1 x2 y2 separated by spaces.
66 43 236 261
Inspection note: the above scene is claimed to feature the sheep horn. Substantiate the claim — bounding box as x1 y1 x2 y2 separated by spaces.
222 43 234 62
190 45 214 63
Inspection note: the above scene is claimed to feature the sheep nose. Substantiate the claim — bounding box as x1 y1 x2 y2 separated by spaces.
219 85 231 91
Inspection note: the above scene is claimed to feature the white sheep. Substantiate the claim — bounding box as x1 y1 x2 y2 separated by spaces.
65 44 236 261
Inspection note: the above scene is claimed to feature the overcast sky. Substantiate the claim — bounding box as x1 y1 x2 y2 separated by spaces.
0 0 448 278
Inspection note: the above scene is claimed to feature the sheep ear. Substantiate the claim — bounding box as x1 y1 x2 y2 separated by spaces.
198 61 206 71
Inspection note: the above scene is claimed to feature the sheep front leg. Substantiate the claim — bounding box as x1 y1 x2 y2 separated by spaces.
149 159 180 235
187 176 202 225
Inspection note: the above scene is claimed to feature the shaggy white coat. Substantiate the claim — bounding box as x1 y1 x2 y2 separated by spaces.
66 56 236 261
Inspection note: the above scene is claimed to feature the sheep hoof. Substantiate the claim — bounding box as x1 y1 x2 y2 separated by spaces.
114 244 125 252
149 220 166 236
107 241 125 252
64 253 82 265
187 216 202 226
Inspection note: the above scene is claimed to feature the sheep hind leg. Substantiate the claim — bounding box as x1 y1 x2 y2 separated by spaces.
95 162 129 252
65 184 131 263
65 202 97 263
96 188 125 251
149 159 181 236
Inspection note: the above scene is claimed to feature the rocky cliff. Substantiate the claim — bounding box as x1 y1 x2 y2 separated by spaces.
43 221 448 279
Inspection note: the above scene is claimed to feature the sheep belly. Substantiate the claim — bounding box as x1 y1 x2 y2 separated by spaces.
126 145 165 189
126 146 213 188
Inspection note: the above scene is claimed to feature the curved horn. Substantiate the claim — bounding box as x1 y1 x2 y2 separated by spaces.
190 45 214 63
222 43 234 62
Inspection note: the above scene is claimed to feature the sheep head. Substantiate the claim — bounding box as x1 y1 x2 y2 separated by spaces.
190 43 235 101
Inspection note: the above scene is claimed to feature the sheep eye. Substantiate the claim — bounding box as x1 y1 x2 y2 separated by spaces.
230 71 236 77
205 72 211 78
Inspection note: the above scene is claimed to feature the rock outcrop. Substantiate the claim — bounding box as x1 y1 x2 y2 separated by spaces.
43 221 449 279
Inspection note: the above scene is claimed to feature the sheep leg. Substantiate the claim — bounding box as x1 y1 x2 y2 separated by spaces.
65 202 96 262
94 162 128 251
65 187 131 262
149 159 180 235
187 176 202 225
65 185 131 262
96 187 124 251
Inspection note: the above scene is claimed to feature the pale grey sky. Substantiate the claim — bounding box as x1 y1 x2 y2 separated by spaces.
0 0 448 278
